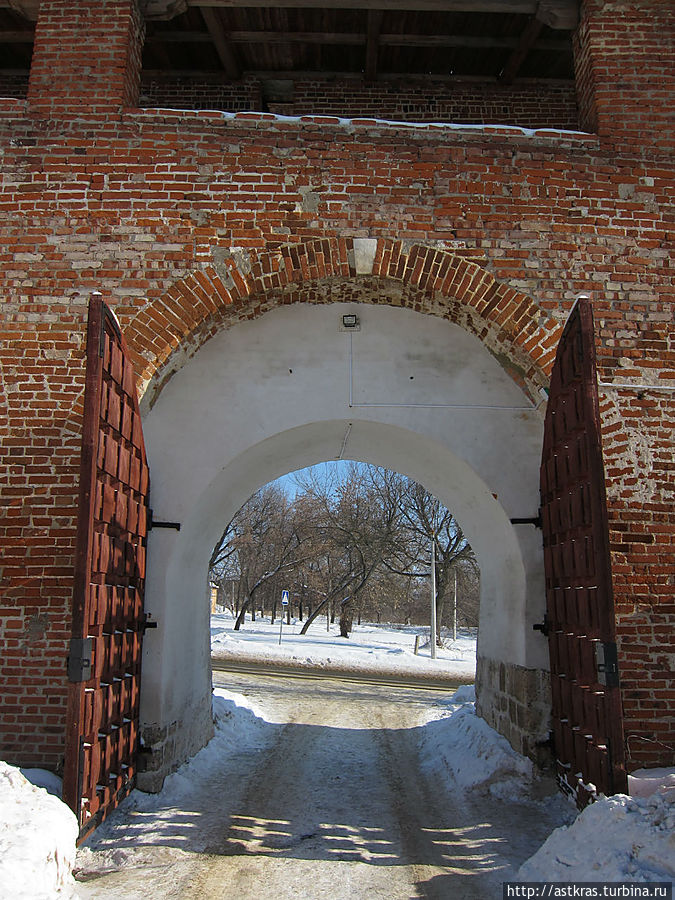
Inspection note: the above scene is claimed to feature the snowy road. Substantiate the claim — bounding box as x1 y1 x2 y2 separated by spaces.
76 672 561 900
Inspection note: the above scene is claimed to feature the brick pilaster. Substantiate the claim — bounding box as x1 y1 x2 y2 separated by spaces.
27 0 145 118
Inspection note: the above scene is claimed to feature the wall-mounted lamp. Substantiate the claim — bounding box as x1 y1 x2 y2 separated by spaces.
342 314 359 329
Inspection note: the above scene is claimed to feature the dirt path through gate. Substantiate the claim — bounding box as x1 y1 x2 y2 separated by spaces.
75 673 565 900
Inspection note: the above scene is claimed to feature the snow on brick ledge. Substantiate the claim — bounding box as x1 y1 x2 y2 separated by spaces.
0 762 78 899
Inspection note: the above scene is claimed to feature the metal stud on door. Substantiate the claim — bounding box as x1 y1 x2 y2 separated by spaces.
63 295 150 840
540 298 627 807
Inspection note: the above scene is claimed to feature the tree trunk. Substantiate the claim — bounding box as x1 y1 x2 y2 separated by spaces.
271 601 276 624
300 595 330 634
234 597 252 630
339 599 353 638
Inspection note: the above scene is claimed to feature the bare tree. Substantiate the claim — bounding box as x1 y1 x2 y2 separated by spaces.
208 463 479 636
210 486 308 630
382 476 478 642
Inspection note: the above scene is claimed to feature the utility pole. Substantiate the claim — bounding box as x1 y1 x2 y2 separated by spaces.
453 567 457 641
430 535 437 659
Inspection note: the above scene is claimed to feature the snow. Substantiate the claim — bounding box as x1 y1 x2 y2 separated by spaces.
518 793 675 883
0 762 78 900
146 105 594 140
74 689 273 882
422 690 674 884
418 686 534 797
1 619 673 896
20 767 64 798
211 610 476 681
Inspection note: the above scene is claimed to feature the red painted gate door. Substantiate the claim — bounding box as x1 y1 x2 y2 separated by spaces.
63 294 150 839
540 298 627 806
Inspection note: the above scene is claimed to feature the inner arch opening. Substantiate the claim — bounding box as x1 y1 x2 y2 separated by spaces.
208 459 480 675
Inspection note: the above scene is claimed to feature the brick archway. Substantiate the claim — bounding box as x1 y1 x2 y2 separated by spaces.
120 238 562 403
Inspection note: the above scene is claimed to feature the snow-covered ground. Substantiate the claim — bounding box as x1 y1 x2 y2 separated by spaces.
420 690 675 885
0 762 78 899
1 618 673 898
211 610 477 681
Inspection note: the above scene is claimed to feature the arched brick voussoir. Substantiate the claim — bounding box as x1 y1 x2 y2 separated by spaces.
124 267 243 389
372 239 563 390
128 237 561 405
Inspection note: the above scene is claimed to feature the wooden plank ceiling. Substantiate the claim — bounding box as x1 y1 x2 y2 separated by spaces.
0 1 577 85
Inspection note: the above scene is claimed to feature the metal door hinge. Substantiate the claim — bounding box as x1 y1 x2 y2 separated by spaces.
140 614 158 634
595 641 619 687
68 637 93 682
533 613 550 637
511 512 542 528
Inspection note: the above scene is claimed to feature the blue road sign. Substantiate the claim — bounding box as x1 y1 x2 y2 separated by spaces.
281 590 289 605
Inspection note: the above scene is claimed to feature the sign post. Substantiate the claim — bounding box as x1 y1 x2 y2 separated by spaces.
279 589 289 644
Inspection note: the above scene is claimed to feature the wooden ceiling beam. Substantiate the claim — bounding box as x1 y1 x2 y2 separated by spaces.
190 0 537 10
0 0 39 21
200 6 241 79
182 0 579 29
536 0 578 29
144 30 569 51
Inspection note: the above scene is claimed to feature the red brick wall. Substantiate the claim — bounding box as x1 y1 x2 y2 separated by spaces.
575 0 675 150
27 0 144 117
139 74 262 113
139 74 579 131
0 0 672 774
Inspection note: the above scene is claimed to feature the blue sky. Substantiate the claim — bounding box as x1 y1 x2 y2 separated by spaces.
271 460 355 496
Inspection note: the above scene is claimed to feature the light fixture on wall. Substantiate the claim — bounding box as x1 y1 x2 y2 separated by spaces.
342 313 359 329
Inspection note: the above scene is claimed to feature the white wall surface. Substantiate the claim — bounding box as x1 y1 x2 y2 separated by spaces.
139 302 548 738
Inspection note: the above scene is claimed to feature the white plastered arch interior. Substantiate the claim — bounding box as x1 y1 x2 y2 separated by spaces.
138 301 548 784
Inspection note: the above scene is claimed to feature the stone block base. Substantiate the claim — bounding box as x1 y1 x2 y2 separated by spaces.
476 655 552 768
136 692 215 793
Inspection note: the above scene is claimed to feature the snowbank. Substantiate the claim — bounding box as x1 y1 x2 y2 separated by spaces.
518 792 675 883
150 689 272 805
419 690 675 885
0 762 78 899
419 687 534 797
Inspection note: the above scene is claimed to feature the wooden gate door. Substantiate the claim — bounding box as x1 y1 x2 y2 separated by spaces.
540 298 627 807
63 294 150 839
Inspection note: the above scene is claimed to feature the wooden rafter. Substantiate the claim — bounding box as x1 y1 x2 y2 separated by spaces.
498 15 543 83
200 6 241 79
191 0 545 12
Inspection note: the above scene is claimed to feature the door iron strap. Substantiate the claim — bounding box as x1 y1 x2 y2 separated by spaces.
147 509 181 531
510 514 542 528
